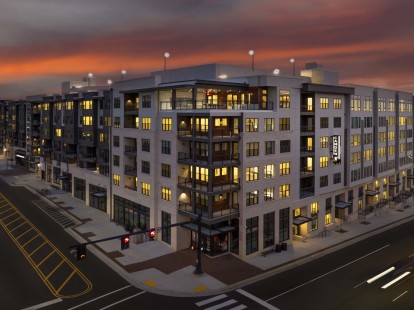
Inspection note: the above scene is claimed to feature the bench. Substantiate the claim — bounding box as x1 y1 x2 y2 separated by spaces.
261 249 274 257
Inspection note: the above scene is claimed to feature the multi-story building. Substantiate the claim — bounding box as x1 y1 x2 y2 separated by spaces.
2 62 414 261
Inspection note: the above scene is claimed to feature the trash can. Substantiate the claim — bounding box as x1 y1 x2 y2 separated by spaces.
281 242 287 251
275 244 282 253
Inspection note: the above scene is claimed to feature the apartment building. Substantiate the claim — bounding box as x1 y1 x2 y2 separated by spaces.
1 62 413 260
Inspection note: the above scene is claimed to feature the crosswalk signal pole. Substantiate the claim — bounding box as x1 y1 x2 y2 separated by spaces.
194 214 203 274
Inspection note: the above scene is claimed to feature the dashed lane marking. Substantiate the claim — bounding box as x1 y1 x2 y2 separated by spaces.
0 192 92 298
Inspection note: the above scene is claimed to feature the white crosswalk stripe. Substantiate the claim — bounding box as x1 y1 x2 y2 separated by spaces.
195 294 247 310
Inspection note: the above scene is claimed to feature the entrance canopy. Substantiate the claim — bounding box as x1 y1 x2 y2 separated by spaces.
335 201 352 209
293 216 311 226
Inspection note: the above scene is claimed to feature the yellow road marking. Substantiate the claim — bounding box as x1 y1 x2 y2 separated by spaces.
15 227 33 239
22 234 40 247
0 193 92 298
9 221 26 232
29 241 47 257
37 249 56 267
6 216 23 226
56 270 76 294
2 211 17 220
46 260 65 280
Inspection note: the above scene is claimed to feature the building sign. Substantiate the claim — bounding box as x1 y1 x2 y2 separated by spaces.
332 135 341 164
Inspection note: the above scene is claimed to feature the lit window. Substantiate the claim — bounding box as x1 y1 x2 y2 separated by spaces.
162 118 172 131
333 98 342 109
82 116 93 126
279 90 290 108
161 187 171 201
246 167 259 181
264 187 275 201
320 156 329 168
246 118 258 132
55 129 61 137
311 202 318 214
142 118 151 130
142 182 150 196
279 184 290 198
320 97 329 109
264 164 274 178
113 174 120 186
279 162 290 175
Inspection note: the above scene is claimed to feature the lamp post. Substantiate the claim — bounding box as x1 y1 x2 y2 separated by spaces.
88 72 93 87
248 49 255 70
121 69 126 81
290 58 295 77
164 52 170 70
107 79 113 86
273 68 280 75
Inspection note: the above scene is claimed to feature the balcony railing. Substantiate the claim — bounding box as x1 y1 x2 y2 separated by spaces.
300 167 314 175
301 125 315 132
124 145 137 155
124 165 137 176
79 154 96 162
177 152 239 164
177 176 240 191
125 184 137 191
300 145 314 152
300 186 314 199
178 128 240 138
160 99 274 111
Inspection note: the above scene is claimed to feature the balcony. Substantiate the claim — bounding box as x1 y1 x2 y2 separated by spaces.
124 165 137 176
300 125 315 133
177 176 240 192
300 186 314 199
125 184 137 191
160 99 273 111
124 145 137 155
178 201 240 220
79 154 96 162
177 128 240 139
300 145 314 153
177 152 239 165
300 167 314 176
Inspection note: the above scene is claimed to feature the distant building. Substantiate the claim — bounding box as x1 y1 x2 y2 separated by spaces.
1 62 413 260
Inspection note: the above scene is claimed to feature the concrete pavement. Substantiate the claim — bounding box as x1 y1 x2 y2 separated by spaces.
1 158 414 297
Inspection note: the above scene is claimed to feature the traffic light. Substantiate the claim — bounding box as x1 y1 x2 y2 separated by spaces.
149 229 155 241
121 235 130 250
76 244 87 260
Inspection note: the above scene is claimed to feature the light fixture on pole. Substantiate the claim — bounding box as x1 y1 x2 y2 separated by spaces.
88 72 93 87
121 69 126 81
290 58 295 77
107 79 113 86
248 49 255 70
164 52 170 70
273 68 280 75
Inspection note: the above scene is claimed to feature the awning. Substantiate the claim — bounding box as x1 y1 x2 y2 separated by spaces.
389 182 401 186
182 223 222 236
335 201 352 209
91 192 106 198
365 190 379 196
293 216 312 226
57 175 70 180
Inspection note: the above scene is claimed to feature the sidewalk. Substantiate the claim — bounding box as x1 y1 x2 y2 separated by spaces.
1 162 414 297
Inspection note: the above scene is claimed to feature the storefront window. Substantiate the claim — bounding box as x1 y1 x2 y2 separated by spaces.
246 217 258 255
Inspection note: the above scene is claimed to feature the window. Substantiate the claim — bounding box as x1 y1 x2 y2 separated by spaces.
351 117 360 129
320 136 329 148
55 129 61 137
114 117 121 128
161 186 171 201
333 173 341 184
334 98 342 109
113 136 119 147
279 208 289 242
142 182 150 196
264 187 275 201
142 95 151 108
388 116 395 126
351 151 361 164
320 175 328 187
264 164 275 178
142 118 151 130
364 97 373 111
279 90 290 108
161 163 171 178
246 217 258 255
388 99 395 111
364 149 373 161
114 97 120 108
320 97 329 109
161 140 171 154
82 116 93 126
320 156 328 168
263 212 275 248
388 131 395 141
265 141 275 155
280 162 290 175
246 167 259 181
320 117 329 128
246 142 259 157
246 191 259 206
264 118 274 131
246 118 258 132
364 133 373 145
334 117 341 128
279 118 290 131
280 140 291 153
142 139 150 152
80 100 93 110
142 160 150 174
279 184 290 198
388 145 395 155
378 98 386 111
351 95 361 111
113 174 120 186
364 117 373 128
351 134 361 146
378 147 386 158
161 211 171 244
378 132 386 142
113 155 119 167
162 118 172 131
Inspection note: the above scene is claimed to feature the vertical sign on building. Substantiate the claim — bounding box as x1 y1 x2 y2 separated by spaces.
332 135 341 164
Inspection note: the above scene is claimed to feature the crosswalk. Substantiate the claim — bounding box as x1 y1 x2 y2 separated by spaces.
32 199 77 228
195 294 247 310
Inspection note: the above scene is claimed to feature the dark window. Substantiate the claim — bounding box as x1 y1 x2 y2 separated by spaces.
161 163 171 178
142 95 151 108
113 136 119 147
161 211 171 244
142 139 150 152
320 175 328 187
334 117 341 128
246 217 258 255
320 117 329 128
263 212 275 248
142 161 150 174
161 140 171 154
280 140 291 153
246 142 259 157
113 155 119 167
279 208 289 242
265 141 275 155
333 172 341 184
114 97 120 108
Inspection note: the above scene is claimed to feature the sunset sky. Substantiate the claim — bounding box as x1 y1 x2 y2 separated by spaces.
1 0 413 99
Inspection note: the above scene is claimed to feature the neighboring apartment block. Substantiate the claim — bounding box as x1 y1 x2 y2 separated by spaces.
1 62 413 260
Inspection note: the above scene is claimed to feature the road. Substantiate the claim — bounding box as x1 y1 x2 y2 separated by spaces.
2 177 414 309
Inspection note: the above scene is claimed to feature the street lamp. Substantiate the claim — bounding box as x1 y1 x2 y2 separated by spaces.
121 69 126 81
164 52 170 70
248 49 255 70
290 58 295 77
107 79 113 86
273 68 280 75
88 72 93 87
